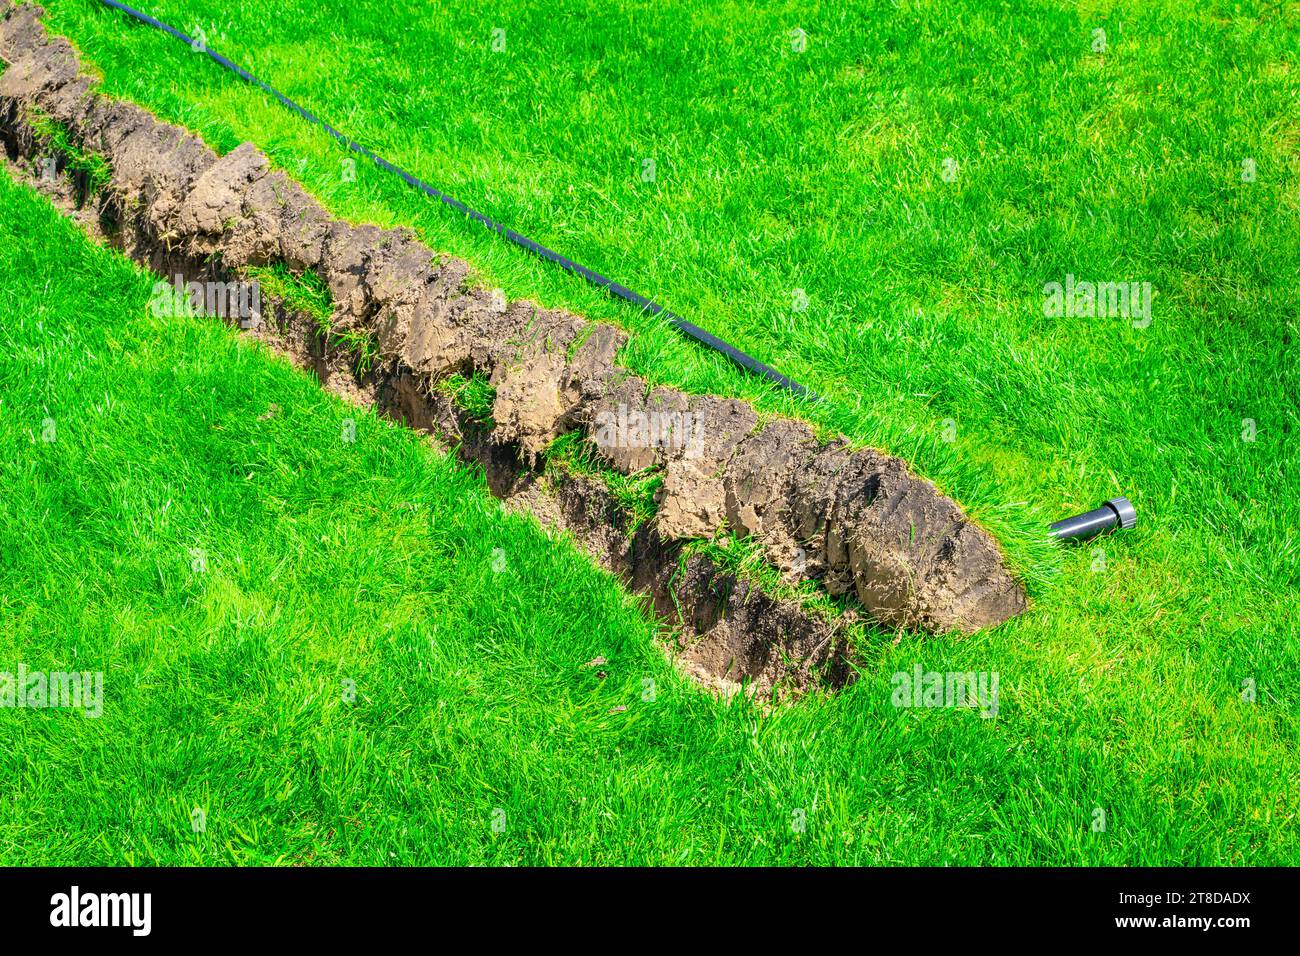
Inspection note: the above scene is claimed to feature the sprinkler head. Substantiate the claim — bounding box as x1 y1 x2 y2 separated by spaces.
1049 496 1137 543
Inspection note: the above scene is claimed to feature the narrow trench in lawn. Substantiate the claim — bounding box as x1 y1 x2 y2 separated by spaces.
0 1 1032 701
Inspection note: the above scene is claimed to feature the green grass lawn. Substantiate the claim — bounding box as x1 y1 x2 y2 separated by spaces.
0 0 1296 864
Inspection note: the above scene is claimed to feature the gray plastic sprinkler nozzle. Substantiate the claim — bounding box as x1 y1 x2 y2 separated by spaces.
1049 497 1137 543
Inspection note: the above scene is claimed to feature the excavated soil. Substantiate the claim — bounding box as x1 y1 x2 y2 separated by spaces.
0 3 1028 700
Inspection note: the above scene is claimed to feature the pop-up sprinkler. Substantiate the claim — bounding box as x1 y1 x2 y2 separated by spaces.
1049 497 1137 543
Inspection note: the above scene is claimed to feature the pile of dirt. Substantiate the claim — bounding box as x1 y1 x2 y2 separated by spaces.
0 2 1028 699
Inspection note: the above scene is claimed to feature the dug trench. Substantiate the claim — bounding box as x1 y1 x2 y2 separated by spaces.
0 2 1029 700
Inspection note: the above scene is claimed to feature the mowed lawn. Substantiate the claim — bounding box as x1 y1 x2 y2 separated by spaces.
0 0 1294 863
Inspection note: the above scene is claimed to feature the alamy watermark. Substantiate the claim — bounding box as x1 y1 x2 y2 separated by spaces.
891 664 999 718
1043 274 1152 328
1 665 103 718
592 402 706 459
50 886 150 936
150 275 263 328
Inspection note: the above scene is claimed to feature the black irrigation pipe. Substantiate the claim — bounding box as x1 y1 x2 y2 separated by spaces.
97 0 817 401
88 3 1141 545
86 5 1144 546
